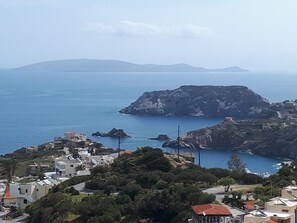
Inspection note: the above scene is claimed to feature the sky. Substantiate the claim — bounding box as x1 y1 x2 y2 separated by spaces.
1 0 297 72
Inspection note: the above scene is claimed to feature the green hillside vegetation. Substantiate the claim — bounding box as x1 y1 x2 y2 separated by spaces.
25 147 263 223
252 165 297 206
0 147 64 177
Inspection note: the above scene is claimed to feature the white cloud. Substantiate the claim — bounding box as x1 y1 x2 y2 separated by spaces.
119 20 162 37
84 22 115 34
171 24 212 39
84 21 213 39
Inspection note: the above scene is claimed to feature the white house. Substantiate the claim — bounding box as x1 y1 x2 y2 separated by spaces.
2 178 58 210
54 155 83 178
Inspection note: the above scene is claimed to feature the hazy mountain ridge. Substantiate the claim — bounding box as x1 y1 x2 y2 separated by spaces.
14 59 248 72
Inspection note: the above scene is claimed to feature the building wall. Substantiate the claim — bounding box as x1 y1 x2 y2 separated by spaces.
55 158 81 177
17 197 30 210
282 188 297 199
65 163 78 177
33 184 53 200
18 184 35 197
244 215 270 223
3 198 18 208
5 182 54 210
192 213 231 223
265 204 295 223
3 196 31 210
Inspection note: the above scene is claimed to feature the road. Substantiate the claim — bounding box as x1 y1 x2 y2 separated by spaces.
73 182 94 194
203 184 260 203
203 185 226 203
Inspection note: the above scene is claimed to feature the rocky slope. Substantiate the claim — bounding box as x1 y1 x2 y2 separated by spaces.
120 85 270 117
163 118 297 159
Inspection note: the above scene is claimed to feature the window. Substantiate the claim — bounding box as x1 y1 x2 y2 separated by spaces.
282 209 289 212
70 165 74 167
24 199 27 204
25 189 28 193
36 189 39 191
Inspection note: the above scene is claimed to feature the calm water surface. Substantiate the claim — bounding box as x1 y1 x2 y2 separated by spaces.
1 70 296 173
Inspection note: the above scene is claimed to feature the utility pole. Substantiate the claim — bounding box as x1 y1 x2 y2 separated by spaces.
177 125 180 160
118 135 121 150
117 132 121 158
117 132 122 150
198 144 201 167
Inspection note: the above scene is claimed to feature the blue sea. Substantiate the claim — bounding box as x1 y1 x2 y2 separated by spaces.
1 70 296 173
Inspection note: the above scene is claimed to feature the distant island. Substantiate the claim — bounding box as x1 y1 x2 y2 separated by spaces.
120 85 269 118
14 59 248 72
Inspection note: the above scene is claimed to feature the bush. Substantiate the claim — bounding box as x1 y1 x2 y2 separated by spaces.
135 172 160 189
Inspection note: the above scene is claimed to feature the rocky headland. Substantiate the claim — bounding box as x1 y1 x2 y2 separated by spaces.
120 85 270 117
163 117 297 159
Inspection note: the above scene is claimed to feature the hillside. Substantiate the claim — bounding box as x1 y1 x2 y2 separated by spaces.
163 118 297 159
25 147 263 223
15 59 248 72
120 85 270 117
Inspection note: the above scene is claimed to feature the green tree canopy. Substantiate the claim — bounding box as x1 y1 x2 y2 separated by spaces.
228 153 246 173
218 177 235 192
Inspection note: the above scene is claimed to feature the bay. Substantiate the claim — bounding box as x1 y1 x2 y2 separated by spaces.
1 70 296 173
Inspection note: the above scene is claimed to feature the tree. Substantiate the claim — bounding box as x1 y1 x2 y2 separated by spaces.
218 177 235 192
228 154 246 173
0 159 18 183
137 147 171 172
137 190 178 222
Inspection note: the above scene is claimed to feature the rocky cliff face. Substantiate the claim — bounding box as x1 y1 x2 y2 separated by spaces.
164 119 297 159
120 85 270 117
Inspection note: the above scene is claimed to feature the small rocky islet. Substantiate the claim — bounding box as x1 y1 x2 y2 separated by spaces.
150 134 170 141
92 128 130 138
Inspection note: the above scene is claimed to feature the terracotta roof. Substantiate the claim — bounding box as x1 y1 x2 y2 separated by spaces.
192 204 232 216
3 184 16 199
244 201 255 210
120 150 133 155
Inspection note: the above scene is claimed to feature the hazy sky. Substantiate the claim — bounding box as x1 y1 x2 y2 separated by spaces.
1 0 297 72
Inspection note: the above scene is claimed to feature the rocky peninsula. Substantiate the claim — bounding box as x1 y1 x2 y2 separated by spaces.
163 117 297 159
120 85 270 117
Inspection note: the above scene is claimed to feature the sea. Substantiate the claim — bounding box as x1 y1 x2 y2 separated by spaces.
1 70 296 174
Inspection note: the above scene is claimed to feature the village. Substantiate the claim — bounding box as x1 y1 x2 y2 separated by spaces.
0 132 296 223
0 132 123 220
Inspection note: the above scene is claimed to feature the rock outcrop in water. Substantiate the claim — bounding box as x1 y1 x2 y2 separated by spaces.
150 134 170 141
163 118 297 159
92 128 130 138
120 85 270 118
